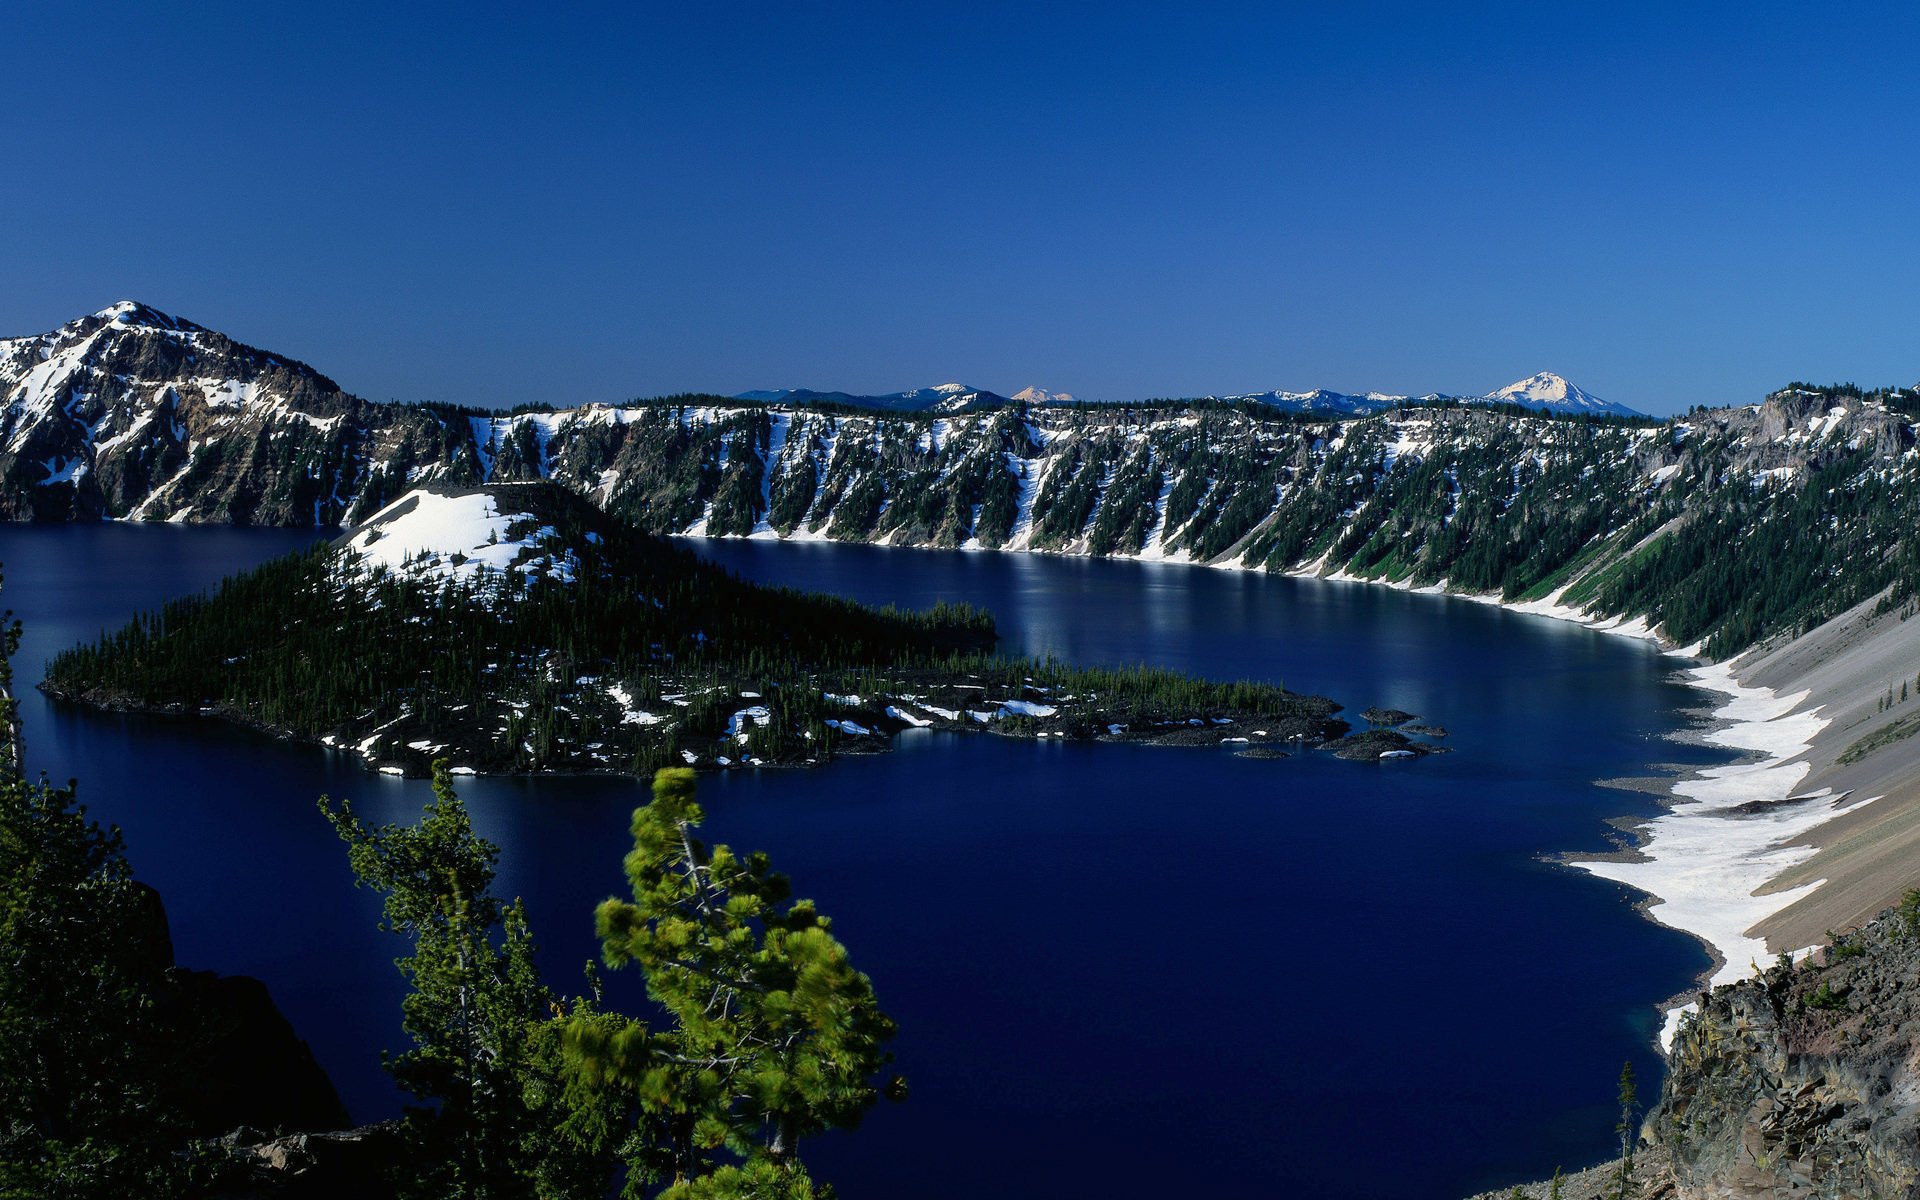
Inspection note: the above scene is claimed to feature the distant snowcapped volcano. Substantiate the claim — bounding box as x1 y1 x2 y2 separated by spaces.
1481 373 1641 417
1011 386 1076 405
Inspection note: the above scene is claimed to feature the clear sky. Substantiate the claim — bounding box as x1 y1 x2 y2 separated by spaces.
4 3 1918 415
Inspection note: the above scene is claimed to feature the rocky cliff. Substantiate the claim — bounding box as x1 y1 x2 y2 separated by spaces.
9 304 1920 662
1646 907 1920 1198
0 302 477 524
1477 906 1920 1200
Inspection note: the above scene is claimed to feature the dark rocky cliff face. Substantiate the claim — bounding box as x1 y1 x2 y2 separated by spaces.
0 303 479 525
124 884 352 1139
1472 909 1920 1200
14 309 1920 657
161 969 351 1138
1647 908 1920 1198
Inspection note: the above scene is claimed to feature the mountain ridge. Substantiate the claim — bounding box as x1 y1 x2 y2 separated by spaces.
0 309 1904 663
733 370 1643 418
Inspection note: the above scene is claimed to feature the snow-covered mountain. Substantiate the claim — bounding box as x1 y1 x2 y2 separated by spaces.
0 302 1818 567
0 301 472 523
1479 372 1640 417
1010 385 1077 405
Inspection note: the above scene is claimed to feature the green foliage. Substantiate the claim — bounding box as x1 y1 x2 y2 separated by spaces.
0 596 201 1197
0 776 194 1198
1031 443 1106 548
566 769 898 1193
320 762 616 1198
1615 1059 1640 1198
1838 710 1920 766
899 653 1320 722
1803 981 1848 1012
323 765 900 1195
1900 888 1920 936
656 1158 825 1200
46 504 997 773
1594 452 1906 658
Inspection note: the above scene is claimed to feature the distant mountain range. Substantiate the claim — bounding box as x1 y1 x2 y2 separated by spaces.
736 371 1645 418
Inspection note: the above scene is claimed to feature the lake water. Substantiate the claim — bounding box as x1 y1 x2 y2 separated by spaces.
0 526 1727 1198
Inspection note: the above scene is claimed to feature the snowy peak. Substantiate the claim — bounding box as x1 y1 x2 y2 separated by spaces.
1479 373 1642 417
1011 386 1077 405
1489 371 1584 404
91 300 191 330
337 483 594 592
0 303 391 522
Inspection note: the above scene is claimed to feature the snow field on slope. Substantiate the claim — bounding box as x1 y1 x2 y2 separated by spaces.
343 490 578 589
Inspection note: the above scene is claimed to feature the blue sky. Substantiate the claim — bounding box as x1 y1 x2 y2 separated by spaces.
3 3 1918 415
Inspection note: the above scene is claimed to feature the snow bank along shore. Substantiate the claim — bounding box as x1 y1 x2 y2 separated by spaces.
1306 573 1844 1049
695 526 1846 1046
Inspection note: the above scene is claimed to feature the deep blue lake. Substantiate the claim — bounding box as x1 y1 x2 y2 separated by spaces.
0 527 1726 1198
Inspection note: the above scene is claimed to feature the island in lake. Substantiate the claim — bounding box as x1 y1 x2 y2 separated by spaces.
42 482 1439 777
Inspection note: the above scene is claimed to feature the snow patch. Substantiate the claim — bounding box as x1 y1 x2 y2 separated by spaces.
1569 661 1833 1049
341 490 581 592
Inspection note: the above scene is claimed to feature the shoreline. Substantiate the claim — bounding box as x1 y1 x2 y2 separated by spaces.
1301 572 1859 1048
703 529 1845 1049
37 674 1370 780
1281 568 1847 1048
73 518 1842 1049
1567 661 1834 1045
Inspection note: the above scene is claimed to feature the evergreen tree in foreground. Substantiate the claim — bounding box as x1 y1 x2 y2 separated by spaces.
321 763 617 1198
1614 1059 1640 1199
328 765 898 1197
0 591 194 1198
565 768 902 1198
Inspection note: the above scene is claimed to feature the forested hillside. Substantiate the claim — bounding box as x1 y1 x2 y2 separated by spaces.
8 304 1919 658
598 389 1920 659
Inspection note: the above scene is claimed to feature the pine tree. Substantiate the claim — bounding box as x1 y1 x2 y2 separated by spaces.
1614 1059 1640 1198
566 768 900 1195
0 593 194 1197
320 761 613 1198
